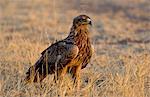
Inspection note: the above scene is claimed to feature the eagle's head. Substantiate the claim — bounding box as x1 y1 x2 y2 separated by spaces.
73 15 92 27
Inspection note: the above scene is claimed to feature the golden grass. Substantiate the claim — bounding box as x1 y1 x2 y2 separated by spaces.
0 0 150 97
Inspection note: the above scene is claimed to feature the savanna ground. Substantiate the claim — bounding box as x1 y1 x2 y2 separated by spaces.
0 0 150 97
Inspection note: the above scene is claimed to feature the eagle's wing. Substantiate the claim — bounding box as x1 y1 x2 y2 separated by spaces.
25 41 79 83
41 41 79 68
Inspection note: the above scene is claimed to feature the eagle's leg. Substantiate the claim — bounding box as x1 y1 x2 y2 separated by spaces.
72 65 82 89
54 66 68 83
60 66 68 78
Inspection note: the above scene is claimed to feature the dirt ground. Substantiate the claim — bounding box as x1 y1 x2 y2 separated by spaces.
0 0 150 97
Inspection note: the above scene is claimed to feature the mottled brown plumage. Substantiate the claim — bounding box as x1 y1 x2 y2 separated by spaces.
25 15 93 84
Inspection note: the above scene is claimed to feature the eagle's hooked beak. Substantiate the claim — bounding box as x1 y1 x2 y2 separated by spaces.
87 18 92 26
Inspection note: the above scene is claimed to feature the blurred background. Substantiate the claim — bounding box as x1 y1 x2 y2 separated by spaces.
0 0 149 42
0 0 150 97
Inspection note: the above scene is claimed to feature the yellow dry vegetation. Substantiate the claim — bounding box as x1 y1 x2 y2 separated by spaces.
0 0 149 97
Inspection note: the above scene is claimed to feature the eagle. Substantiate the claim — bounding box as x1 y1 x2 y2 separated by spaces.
25 15 93 84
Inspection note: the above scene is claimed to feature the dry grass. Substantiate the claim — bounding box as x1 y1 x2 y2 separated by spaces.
0 0 150 97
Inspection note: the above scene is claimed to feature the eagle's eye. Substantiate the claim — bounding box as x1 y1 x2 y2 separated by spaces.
78 18 82 22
